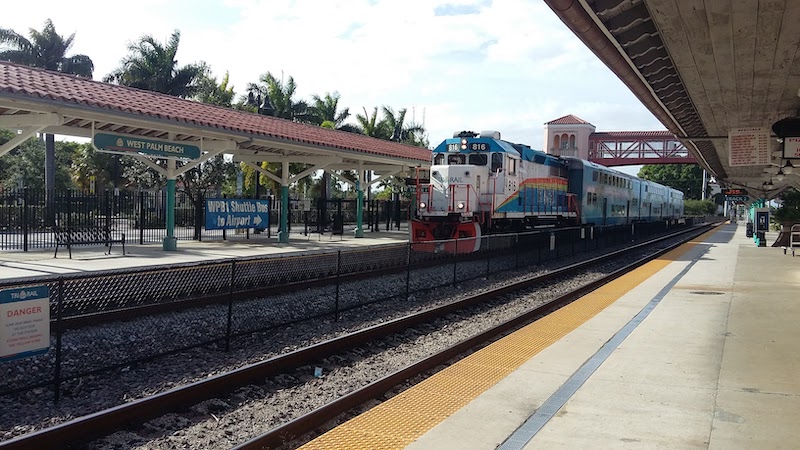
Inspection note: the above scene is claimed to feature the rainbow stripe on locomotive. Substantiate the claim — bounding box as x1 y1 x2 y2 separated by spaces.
411 130 684 251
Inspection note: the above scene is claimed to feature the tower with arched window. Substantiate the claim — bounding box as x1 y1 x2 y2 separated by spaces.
543 115 595 159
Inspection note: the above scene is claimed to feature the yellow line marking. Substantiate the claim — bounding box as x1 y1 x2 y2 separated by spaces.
299 228 718 450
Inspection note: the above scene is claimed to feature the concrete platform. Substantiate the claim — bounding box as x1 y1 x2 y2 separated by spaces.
0 229 410 281
404 223 800 449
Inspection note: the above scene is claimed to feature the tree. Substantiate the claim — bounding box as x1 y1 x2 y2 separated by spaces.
71 143 127 191
0 132 78 191
637 164 704 199
0 19 93 199
104 30 203 98
308 92 359 133
381 106 428 146
355 107 391 139
194 64 235 107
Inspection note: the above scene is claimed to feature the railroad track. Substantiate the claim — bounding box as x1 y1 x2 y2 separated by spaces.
0 224 715 450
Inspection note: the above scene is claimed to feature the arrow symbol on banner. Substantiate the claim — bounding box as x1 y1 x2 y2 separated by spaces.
253 215 262 226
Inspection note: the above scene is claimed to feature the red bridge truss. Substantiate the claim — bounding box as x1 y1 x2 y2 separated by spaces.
588 131 696 166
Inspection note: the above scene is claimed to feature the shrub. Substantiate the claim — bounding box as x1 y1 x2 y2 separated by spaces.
684 199 716 216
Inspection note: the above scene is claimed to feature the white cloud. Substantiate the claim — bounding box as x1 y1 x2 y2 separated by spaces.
2 0 667 151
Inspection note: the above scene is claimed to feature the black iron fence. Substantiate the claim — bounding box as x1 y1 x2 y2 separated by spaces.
0 218 722 400
0 188 411 251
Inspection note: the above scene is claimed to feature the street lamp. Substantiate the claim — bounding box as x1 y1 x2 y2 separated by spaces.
246 91 275 234
247 91 275 116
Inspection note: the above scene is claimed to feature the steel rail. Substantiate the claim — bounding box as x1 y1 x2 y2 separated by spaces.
234 224 714 449
0 224 714 450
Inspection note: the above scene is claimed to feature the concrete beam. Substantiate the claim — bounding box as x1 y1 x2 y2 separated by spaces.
0 112 63 129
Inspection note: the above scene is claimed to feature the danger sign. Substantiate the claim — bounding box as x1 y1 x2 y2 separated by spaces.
1 286 50 362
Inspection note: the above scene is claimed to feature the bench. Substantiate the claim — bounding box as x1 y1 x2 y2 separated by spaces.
53 226 126 259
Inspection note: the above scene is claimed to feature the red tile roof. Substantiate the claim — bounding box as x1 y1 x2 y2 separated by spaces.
0 62 431 163
591 130 676 138
545 114 593 125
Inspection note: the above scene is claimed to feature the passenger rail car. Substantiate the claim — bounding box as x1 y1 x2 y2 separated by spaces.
411 131 684 251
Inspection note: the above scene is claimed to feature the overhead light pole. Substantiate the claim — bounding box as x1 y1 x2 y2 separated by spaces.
246 91 275 234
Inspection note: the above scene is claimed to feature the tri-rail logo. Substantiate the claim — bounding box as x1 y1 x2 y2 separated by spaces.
449 177 464 183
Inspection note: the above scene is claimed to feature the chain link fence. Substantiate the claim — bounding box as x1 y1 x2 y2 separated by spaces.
0 217 720 400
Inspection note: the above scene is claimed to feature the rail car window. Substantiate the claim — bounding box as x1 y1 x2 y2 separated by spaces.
468 153 487 165
448 154 466 164
592 171 598 181
434 154 445 165
491 153 503 173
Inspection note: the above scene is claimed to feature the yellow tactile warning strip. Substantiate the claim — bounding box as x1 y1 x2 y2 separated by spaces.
298 230 718 450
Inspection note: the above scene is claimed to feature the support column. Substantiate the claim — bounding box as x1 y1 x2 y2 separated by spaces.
354 161 364 238
163 159 178 251
279 160 290 243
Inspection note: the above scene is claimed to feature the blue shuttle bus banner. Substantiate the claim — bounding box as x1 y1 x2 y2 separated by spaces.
205 198 270 230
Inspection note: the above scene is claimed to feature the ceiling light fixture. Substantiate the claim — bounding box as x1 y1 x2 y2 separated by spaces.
783 160 794 174
776 168 785 182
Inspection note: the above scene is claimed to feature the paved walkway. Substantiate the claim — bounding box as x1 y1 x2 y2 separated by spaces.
0 229 410 281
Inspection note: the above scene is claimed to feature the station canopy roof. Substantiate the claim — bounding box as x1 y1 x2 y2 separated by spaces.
0 61 431 179
546 0 800 199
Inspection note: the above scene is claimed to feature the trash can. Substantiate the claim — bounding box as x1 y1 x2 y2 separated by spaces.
746 222 753 237
756 231 766 247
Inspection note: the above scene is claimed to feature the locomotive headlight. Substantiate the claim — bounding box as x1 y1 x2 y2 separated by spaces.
419 202 426 209
461 138 467 150
457 201 465 210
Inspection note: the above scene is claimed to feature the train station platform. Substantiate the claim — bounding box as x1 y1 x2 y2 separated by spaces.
0 229 410 281
300 222 800 449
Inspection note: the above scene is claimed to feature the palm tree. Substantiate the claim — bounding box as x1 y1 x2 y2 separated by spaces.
104 30 203 98
308 92 359 132
0 19 94 203
246 72 309 121
381 106 427 146
355 107 391 139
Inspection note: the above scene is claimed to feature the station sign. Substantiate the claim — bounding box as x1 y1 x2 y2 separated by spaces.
205 198 270 230
726 195 748 202
1 285 50 362
93 132 201 160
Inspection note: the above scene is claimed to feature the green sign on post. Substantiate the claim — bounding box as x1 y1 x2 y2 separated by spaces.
93 133 201 160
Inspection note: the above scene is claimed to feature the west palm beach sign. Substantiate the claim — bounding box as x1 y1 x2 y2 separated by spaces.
93 133 201 160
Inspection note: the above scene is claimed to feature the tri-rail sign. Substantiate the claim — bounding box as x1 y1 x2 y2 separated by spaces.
205 198 270 230
1 285 50 362
93 132 201 160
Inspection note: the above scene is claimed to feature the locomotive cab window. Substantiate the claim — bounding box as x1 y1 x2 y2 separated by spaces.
468 153 487 166
448 154 466 164
491 153 503 173
434 154 445 165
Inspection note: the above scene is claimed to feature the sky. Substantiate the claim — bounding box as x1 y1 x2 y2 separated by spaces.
2 0 663 174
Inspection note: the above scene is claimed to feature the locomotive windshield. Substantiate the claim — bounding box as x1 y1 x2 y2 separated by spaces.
468 154 487 165
447 154 466 164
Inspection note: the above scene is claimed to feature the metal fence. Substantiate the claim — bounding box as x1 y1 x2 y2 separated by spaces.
0 219 721 401
0 188 411 251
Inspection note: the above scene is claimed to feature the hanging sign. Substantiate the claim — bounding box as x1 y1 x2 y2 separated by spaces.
784 137 800 159
728 128 770 166
93 132 201 160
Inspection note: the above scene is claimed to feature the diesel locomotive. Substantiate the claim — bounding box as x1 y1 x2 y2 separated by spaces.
411 130 684 251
